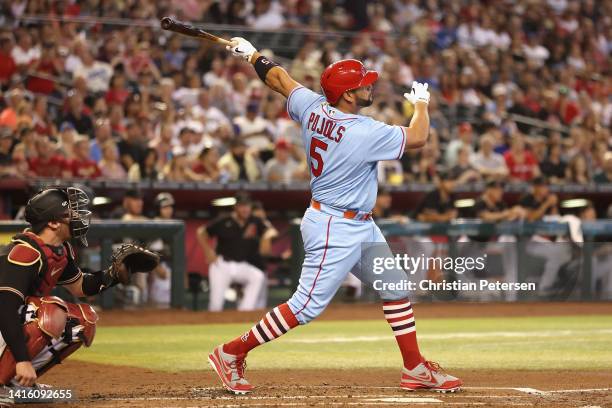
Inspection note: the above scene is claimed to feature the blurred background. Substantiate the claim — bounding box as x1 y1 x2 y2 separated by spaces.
0 0 610 309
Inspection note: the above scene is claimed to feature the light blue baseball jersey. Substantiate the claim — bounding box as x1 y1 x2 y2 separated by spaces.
287 86 407 213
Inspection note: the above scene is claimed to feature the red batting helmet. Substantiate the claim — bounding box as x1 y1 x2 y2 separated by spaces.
320 59 379 104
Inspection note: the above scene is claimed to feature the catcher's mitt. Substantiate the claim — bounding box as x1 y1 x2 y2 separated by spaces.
109 244 160 284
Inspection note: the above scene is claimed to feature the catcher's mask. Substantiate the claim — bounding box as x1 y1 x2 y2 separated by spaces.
25 187 92 247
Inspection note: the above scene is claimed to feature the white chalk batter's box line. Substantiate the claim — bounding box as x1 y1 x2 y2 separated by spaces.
91 386 611 406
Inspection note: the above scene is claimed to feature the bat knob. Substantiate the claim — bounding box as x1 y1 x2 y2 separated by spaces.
160 17 173 30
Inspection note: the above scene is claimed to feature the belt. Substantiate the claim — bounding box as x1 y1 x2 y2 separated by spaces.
311 199 372 221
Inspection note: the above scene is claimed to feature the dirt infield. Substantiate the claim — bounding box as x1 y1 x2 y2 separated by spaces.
37 302 612 407
45 362 612 407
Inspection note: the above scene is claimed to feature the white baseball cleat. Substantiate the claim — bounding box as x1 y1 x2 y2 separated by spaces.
400 360 462 393
208 345 253 395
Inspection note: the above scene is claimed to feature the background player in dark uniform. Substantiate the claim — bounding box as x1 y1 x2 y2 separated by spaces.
0 187 157 393
197 194 272 311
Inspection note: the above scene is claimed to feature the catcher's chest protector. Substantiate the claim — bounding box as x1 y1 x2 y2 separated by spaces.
10 232 70 296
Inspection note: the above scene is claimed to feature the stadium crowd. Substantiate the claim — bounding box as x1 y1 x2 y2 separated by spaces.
0 0 610 188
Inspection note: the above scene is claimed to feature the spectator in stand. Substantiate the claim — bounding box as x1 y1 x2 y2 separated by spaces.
263 139 307 184
90 118 112 163
593 152 612 184
163 35 187 72
62 92 94 137
449 146 481 185
470 133 508 181
0 88 23 131
504 134 540 182
70 135 101 179
219 138 261 182
13 127 37 160
192 88 231 136
445 122 474 167
566 154 591 185
162 153 200 182
192 146 222 182
118 120 147 170
105 73 130 106
540 143 567 183
26 42 62 96
234 101 272 149
11 30 39 69
99 140 126 180
125 42 160 81
31 95 54 137
128 147 159 181
28 135 71 178
0 34 16 87
0 127 15 177
73 49 113 94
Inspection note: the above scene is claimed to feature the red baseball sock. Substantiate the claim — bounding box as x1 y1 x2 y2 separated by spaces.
383 299 423 369
223 303 299 355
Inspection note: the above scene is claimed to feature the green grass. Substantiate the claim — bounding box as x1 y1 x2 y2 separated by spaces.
72 315 612 372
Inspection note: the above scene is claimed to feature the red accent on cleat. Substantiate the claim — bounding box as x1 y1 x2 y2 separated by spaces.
208 345 254 395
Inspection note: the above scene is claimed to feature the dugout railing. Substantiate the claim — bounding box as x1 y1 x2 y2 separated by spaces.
289 219 612 301
0 220 185 309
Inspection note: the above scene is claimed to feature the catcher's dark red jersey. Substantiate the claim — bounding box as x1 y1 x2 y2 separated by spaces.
0 231 82 299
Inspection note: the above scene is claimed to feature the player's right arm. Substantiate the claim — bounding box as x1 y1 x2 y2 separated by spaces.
226 38 301 98
402 82 431 149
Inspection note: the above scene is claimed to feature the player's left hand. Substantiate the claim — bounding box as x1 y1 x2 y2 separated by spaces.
227 37 257 62
404 81 430 105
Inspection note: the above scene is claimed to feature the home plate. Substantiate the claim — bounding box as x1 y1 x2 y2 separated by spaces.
364 397 443 403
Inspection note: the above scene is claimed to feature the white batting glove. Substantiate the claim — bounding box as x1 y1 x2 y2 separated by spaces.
226 37 257 62
403 81 430 105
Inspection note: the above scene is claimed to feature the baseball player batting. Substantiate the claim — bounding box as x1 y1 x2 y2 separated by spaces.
0 187 158 400
208 38 462 394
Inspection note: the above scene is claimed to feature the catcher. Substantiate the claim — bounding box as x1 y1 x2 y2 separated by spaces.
0 187 159 394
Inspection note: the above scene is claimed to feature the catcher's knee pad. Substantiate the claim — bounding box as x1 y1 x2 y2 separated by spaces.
31 301 98 378
0 298 99 384
0 296 68 384
65 302 98 347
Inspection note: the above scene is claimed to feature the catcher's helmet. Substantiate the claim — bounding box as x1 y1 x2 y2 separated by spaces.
25 187 92 247
320 59 378 105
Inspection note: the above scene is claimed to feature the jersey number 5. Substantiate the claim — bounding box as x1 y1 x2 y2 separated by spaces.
310 137 328 177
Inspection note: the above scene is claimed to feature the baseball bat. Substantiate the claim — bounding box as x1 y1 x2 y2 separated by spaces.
160 17 233 46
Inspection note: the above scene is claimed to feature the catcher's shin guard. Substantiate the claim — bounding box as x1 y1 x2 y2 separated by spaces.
0 297 98 384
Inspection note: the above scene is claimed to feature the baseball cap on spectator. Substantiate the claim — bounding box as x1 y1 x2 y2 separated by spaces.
60 122 76 132
458 122 472 133
125 189 143 199
275 138 291 150
492 84 507 97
